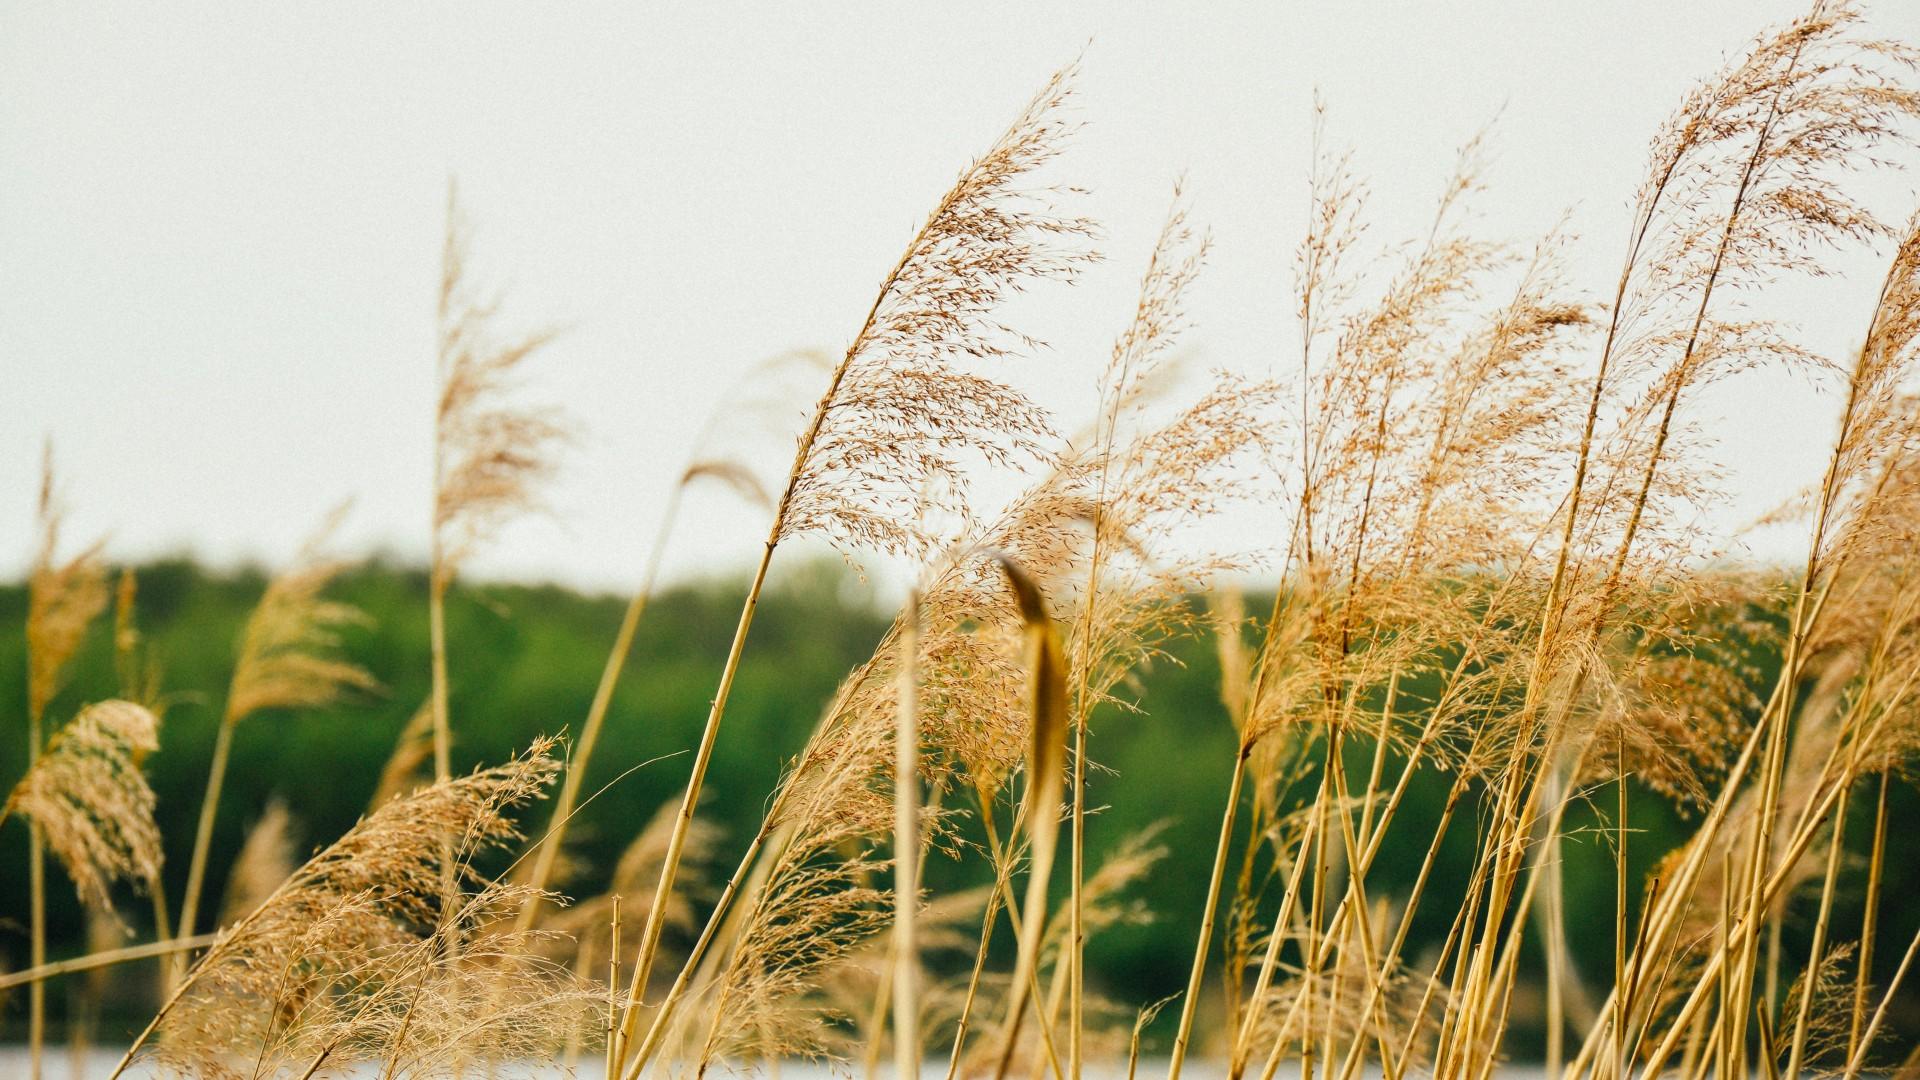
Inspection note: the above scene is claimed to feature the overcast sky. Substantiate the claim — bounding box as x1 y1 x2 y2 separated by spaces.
6 1 1919 595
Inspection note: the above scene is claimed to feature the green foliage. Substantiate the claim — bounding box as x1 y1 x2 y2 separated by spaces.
0 558 889 988
5 557 1919 1050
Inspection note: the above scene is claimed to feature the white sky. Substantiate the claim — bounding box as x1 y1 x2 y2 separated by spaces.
5 1 1919 594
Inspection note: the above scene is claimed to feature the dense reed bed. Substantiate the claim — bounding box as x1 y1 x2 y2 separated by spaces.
11 2 1920 1077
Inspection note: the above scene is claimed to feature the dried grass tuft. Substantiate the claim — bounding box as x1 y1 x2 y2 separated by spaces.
4 700 162 916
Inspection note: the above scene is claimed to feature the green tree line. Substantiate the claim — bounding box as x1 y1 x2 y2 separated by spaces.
3 557 1916 1050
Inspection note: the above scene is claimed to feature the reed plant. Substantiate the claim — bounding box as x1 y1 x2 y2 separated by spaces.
14 4 1920 1079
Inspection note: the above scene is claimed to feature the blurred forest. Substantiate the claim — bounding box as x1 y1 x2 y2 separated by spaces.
3 557 1918 1049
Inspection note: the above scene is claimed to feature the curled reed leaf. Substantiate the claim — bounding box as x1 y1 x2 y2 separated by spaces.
1001 556 1068 844
989 553 1068 1075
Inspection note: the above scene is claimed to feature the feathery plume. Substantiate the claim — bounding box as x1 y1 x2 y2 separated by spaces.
610 67 1099 1077
177 507 376 945
226 508 377 723
116 740 566 1079
28 449 109 726
776 64 1098 560
3 700 162 916
432 188 568 587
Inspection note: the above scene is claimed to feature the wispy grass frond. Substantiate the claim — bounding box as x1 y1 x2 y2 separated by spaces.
433 186 569 585
226 508 377 723
28 449 110 725
777 64 1099 559
125 740 566 1077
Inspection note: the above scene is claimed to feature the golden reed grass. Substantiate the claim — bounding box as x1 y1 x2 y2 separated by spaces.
13 3 1920 1078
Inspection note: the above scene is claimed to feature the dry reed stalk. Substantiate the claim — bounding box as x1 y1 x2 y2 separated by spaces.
1165 738 1249 1080
942 786 1073 1080
690 699 895 1072
0 932 221 993
944 817 1011 1080
1127 996 1178 1080
1440 10 1920 1077
110 740 569 1079
1067 185 1208 1080
21 448 109 1080
895 591 924 1080
1843 920 1920 1079
1624 717 1906 1079
608 894 623 1060
1566 138 1920 1080
430 184 567 788
33 7 1920 1078
609 66 1095 1076
176 506 373 955
1783 780 1852 1080
861 782 950 1080
516 352 794 931
628 572 998 1080
1015 824 1168 1080
1847 772 1890 1062
509 477 683 934
616 736 828 1076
